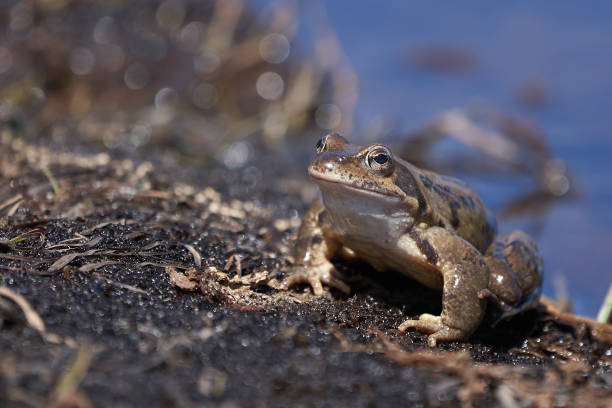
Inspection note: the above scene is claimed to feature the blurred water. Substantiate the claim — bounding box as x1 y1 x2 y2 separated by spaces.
318 1 612 316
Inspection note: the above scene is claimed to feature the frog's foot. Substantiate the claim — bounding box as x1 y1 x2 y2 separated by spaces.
284 264 351 296
398 314 469 347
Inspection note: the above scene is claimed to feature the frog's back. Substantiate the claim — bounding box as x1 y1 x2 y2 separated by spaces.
407 162 497 253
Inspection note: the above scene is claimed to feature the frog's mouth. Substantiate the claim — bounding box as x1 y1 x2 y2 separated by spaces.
311 174 402 201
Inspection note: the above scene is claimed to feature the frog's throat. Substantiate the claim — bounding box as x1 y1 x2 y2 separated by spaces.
311 174 402 201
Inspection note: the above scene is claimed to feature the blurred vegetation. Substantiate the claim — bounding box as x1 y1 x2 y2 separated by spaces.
0 0 357 166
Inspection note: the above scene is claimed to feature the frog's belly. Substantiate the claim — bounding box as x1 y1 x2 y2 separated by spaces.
340 237 443 290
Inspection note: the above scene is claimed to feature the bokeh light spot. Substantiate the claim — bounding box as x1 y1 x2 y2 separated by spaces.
155 87 179 110
69 47 95 75
93 16 116 45
256 72 284 101
124 63 149 90
259 33 290 64
194 51 220 75
130 122 152 147
180 22 205 53
223 141 251 169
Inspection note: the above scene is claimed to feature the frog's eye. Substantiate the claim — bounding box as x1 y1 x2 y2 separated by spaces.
315 134 329 154
366 146 394 175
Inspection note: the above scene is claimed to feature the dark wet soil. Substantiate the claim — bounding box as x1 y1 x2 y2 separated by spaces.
0 133 611 407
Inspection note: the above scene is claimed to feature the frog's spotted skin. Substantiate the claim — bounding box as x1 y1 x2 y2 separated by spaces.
286 133 543 346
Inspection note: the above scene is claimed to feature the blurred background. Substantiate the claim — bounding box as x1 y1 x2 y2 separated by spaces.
1 0 611 317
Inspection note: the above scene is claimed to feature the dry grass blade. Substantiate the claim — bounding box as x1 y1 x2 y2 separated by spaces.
181 243 202 267
0 253 49 263
46 341 94 408
140 241 163 251
596 284 612 324
41 165 62 196
138 261 194 269
0 286 46 333
47 235 101 250
7 199 23 217
91 273 148 295
79 221 114 236
0 194 23 212
48 249 97 272
9 229 45 248
83 236 102 248
78 261 121 273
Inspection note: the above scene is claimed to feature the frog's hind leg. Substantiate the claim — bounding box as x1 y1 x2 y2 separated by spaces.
398 227 489 346
480 230 543 324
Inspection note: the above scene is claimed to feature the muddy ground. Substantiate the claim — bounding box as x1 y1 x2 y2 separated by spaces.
0 130 610 408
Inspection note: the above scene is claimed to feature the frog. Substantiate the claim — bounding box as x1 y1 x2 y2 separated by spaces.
285 133 543 346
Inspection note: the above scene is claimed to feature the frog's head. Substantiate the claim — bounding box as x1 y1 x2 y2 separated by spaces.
308 133 423 217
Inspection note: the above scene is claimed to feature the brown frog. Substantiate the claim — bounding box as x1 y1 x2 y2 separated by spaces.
286 133 543 346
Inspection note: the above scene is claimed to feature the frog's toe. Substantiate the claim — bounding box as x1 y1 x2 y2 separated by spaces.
398 313 441 333
426 327 470 347
285 264 350 296
284 268 324 296
319 269 351 294
398 314 468 347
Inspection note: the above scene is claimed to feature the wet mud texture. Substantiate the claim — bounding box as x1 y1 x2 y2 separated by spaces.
0 134 611 408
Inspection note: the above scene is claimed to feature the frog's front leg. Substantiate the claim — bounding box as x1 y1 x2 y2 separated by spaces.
398 227 489 347
284 200 351 296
